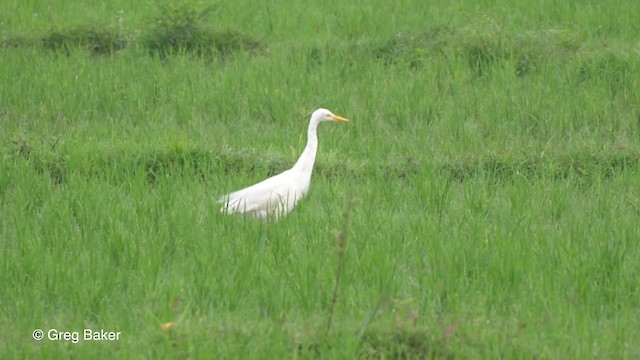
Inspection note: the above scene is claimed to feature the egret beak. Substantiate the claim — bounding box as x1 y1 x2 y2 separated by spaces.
330 114 350 122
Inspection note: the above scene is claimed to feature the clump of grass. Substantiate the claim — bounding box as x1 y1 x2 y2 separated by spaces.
142 1 263 59
372 26 456 67
440 152 640 183
41 24 127 55
143 146 213 184
215 148 289 177
0 33 37 48
9 135 67 185
372 20 582 76
576 50 636 97
360 328 442 359
509 28 581 75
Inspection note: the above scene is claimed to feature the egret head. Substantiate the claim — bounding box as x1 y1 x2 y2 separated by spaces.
312 108 350 123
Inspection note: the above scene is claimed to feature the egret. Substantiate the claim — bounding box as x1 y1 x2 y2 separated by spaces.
219 108 349 221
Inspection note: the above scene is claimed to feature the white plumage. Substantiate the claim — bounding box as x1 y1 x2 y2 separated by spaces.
219 108 349 221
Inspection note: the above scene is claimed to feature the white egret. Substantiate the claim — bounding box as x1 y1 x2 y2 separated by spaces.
219 108 349 221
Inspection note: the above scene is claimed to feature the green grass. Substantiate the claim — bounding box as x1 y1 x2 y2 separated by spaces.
2 0 640 358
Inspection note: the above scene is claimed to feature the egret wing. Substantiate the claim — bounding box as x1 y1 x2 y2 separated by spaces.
219 170 298 214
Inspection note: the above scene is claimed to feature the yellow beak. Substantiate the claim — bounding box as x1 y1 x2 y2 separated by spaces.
330 114 350 122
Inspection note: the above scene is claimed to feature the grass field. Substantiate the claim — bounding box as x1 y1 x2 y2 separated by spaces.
1 0 640 358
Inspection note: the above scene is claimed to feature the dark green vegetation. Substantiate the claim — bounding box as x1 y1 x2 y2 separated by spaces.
3 1 261 58
1 0 639 358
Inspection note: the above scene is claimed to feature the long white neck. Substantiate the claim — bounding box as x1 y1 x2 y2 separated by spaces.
291 118 319 174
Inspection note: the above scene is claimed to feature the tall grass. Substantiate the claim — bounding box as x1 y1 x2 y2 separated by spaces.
1 0 639 358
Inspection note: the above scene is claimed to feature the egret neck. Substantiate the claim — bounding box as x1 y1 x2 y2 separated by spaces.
291 116 320 175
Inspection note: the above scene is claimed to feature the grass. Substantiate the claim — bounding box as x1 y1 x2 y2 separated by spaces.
1 0 640 358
